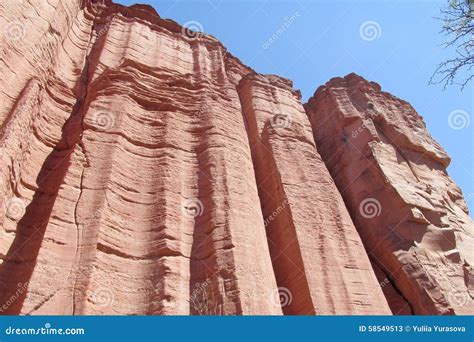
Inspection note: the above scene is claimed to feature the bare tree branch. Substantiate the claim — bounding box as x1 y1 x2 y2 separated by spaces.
430 0 474 90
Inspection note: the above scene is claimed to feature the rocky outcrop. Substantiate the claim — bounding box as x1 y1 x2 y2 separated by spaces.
0 0 472 315
237 74 389 314
0 0 280 315
305 73 474 314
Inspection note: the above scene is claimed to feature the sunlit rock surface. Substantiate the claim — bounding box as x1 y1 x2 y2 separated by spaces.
305 73 474 315
0 0 471 315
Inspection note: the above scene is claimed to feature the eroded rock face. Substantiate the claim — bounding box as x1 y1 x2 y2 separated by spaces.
305 73 474 315
0 0 471 315
237 74 390 314
0 0 390 315
0 0 281 315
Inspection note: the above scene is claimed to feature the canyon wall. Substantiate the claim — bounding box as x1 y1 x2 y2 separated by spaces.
0 0 472 315
305 74 474 314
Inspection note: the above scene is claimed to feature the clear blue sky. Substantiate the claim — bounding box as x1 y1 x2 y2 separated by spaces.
116 0 473 213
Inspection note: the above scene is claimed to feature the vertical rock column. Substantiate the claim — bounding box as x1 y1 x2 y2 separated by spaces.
237 74 390 314
1 0 282 315
305 73 474 314
0 0 101 314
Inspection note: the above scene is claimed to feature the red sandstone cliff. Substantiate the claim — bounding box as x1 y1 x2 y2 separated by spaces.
0 0 472 315
305 74 474 315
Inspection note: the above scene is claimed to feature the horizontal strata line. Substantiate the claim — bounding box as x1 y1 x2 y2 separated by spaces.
96 242 186 260
84 131 197 152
